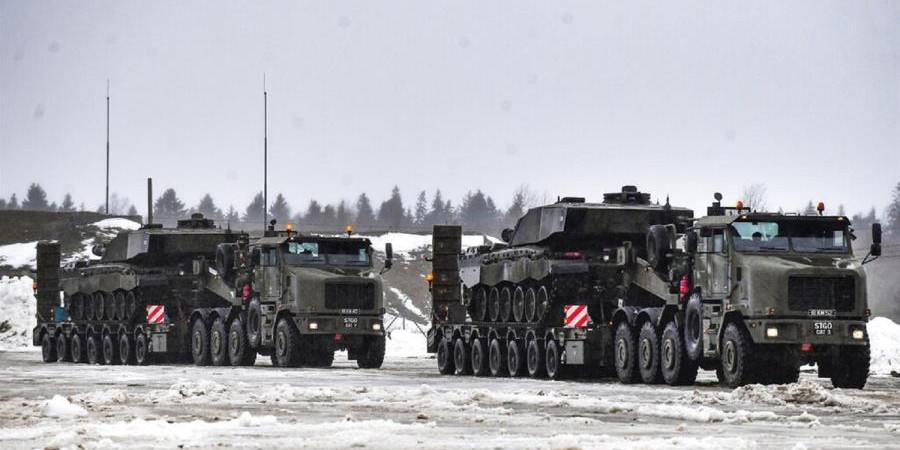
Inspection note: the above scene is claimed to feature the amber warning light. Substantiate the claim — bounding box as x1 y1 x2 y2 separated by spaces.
426 272 435 283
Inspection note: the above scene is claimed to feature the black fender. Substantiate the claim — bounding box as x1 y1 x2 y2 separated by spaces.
635 307 662 329
659 305 681 329
612 306 640 329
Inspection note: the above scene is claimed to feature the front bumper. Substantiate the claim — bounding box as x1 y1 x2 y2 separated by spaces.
743 318 868 346
293 314 385 336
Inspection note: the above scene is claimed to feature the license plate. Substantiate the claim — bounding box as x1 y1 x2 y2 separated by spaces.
343 317 359 329
813 321 833 335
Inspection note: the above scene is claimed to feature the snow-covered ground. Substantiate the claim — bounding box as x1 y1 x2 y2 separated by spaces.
0 276 35 350
0 241 39 269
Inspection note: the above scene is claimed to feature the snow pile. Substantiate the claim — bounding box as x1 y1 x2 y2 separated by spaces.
869 316 900 375
0 241 38 268
0 276 36 350
386 328 427 358
90 218 141 230
690 380 888 413
169 379 229 398
40 395 87 417
72 389 130 406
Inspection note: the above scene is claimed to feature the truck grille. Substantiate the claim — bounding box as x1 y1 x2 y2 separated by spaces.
787 276 855 312
324 283 376 310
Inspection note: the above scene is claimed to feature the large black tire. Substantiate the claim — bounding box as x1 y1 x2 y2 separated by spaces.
274 318 303 368
721 323 756 388
661 321 698 386
684 293 704 362
209 317 230 366
102 333 119 365
41 333 56 363
215 243 236 281
119 333 134 365
70 333 86 363
614 322 639 383
470 338 488 376
453 338 471 375
526 339 546 378
759 365 800 385
488 287 501 322
312 348 336 367
488 338 508 377
86 334 103 365
545 339 564 380
512 287 525 323
357 335 385 369
228 318 257 366
134 332 150 366
499 287 512 323
638 321 663 384
437 338 455 374
56 334 70 362
247 298 263 349
830 343 870 389
507 340 525 376
646 224 671 272
191 319 212 366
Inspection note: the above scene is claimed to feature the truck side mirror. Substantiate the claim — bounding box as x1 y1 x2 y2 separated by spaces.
685 231 698 253
872 223 882 245
871 243 882 257
383 243 393 272
501 228 514 243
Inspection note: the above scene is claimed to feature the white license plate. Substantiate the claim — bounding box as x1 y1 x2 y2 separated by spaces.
343 317 359 329
813 321 833 335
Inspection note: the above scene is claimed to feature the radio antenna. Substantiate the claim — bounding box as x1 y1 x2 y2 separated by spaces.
105 79 110 215
263 73 268 231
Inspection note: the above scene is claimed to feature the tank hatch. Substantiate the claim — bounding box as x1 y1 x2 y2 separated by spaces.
603 185 651 205
177 213 217 229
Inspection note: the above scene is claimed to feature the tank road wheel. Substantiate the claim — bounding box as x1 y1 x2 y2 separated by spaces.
209 317 230 366
488 287 501 322
437 338 455 374
70 294 84 321
86 334 103 365
118 333 134 365
102 333 119 365
357 335 386 369
535 286 549 323
247 298 263 348
512 287 526 323
524 288 537 323
125 291 139 322
84 294 96 322
70 333 86 363
191 319 212 366
614 322 639 383
134 332 150 366
661 321 698 386
228 318 257 366
453 338 472 375
114 292 126 322
545 339 564 380
830 342 870 389
41 333 56 363
638 322 663 384
721 323 755 388
507 340 526 377
274 318 303 368
92 293 104 320
473 288 488 322
526 338 546 378
104 292 116 321
56 334 70 362
499 287 512 323
488 338 508 377
470 338 489 376
684 294 704 362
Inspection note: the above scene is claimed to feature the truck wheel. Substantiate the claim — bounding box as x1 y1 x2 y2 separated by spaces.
134 332 150 365
684 294 703 362
507 340 525 376
524 288 537 323
499 287 512 323
41 333 56 363
638 321 663 384
831 343 870 389
545 339 564 380
86 334 103 365
488 338 508 376
191 319 212 366
661 321 698 385
488 287 501 322
526 339 546 378
767 365 800 385
357 335 385 369
437 338 455 374
209 317 230 366
102 333 119 365
247 298 263 348
614 322 639 383
56 334 70 362
470 338 489 376
646 225 671 272
721 323 755 388
453 338 471 375
119 333 134 365
274 318 303 368
229 318 257 366
70 333 86 363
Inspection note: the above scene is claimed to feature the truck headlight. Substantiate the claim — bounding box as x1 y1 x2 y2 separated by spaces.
766 327 779 338
372 323 382 331
852 329 864 340
309 322 318 330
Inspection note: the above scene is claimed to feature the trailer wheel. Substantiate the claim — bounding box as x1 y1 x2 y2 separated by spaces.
357 335 385 369
118 333 134 365
70 333 86 363
545 339 564 380
507 340 525 376
134 332 150 366
102 333 119 365
638 321 663 384
830 342 870 389
209 317 230 366
661 321 698 386
247 298 263 348
488 287 501 322
614 322 639 383
56 334 70 362
41 333 56 363
721 323 755 388
512 287 526 323
646 224 671 272
274 318 303 368
228 318 257 367
453 338 472 375
488 338 508 377
87 334 103 365
470 338 489 376
526 339 546 378
684 293 703 362
437 338 455 374
191 319 212 366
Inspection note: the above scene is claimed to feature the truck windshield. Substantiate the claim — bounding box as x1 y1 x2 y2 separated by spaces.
283 241 371 266
731 220 848 253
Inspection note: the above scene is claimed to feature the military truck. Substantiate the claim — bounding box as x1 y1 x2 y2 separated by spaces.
34 181 391 368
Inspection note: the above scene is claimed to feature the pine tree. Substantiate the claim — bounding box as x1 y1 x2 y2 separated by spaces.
802 201 816 215
60 193 75 212
0 198 6 209
424 190 445 225
305 200 324 226
48 202 58 211
243 192 265 226
377 186 407 230
322 204 337 228
127 205 138 216
269 193 291 225
336 200 351 227
414 191 428 225
837 204 846 217
224 205 240 227
22 183 49 211
356 193 375 227
196 193 223 220
7 193 19 209
460 190 500 233
154 188 186 221
886 182 900 237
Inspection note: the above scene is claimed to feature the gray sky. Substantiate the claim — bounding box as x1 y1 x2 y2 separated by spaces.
1 1 898 218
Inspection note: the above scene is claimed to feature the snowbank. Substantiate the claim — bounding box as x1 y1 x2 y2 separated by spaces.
40 395 87 417
0 241 38 268
0 276 36 350
91 218 142 230
869 316 900 375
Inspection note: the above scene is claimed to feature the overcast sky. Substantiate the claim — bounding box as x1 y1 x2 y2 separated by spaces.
1 1 898 219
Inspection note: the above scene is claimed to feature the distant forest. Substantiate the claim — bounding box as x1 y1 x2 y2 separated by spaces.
3 182 900 237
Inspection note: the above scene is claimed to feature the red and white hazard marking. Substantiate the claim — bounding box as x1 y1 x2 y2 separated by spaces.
146 305 166 324
564 304 590 328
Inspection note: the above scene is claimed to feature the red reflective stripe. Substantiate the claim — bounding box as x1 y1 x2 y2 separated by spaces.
564 304 589 328
147 305 165 324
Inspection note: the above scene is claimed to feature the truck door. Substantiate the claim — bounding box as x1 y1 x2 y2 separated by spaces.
696 227 730 297
263 248 282 300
